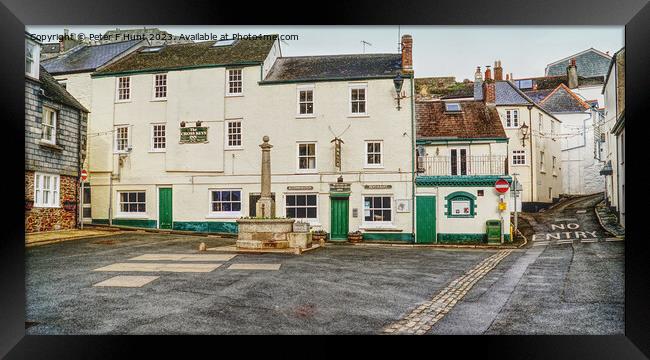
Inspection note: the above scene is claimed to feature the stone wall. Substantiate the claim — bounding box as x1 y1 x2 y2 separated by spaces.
25 171 78 232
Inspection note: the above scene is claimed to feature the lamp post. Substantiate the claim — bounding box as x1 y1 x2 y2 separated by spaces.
519 122 529 146
393 74 405 110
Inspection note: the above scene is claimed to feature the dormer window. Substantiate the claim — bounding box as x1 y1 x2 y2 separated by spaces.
516 79 533 89
445 102 461 112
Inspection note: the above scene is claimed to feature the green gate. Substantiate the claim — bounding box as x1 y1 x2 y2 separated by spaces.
416 196 436 244
158 188 173 230
330 196 349 240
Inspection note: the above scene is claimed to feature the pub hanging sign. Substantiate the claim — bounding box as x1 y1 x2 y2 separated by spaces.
180 126 208 144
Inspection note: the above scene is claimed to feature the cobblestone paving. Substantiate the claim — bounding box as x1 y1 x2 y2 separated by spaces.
382 249 513 335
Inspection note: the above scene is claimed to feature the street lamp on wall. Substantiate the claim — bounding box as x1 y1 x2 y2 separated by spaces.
519 122 529 146
393 74 406 110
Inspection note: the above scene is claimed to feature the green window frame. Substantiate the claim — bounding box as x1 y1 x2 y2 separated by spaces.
444 191 477 218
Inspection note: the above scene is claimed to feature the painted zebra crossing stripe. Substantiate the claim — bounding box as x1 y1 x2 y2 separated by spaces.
93 262 221 273
605 238 624 242
580 239 598 243
532 241 550 247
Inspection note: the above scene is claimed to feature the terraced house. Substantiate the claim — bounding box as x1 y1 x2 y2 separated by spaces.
475 63 563 211
25 34 89 232
86 35 416 241
415 96 512 244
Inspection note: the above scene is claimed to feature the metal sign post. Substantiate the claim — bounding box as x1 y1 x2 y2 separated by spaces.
79 178 84 230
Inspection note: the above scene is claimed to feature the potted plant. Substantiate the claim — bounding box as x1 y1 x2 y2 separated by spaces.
347 230 363 243
312 229 328 242
25 199 34 211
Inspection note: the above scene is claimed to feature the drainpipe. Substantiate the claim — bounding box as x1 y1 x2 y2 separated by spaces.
527 105 534 203
410 76 416 243
76 110 82 229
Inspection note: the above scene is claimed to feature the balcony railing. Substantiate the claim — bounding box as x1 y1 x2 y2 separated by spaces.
417 155 508 176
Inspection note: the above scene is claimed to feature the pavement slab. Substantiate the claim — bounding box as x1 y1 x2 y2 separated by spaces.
93 262 221 273
93 275 159 288
128 254 236 262
227 263 282 270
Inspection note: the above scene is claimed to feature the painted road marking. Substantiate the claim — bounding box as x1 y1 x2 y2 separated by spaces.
556 240 574 245
576 210 587 214
606 238 624 242
93 275 159 287
532 241 550 247
227 263 281 270
383 250 512 335
128 254 236 262
93 263 221 273
581 239 598 243
554 218 578 222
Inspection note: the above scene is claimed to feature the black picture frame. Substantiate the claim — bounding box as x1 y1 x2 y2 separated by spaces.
0 0 646 358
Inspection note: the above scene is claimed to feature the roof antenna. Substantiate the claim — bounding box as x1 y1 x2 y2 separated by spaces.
361 40 372 54
397 25 401 52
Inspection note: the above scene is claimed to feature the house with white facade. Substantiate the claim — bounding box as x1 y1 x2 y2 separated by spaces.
514 52 611 196
602 47 625 227
475 63 563 211
415 97 512 243
524 83 603 195
86 35 416 241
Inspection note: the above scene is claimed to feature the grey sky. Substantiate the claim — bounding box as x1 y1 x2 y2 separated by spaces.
27 25 624 80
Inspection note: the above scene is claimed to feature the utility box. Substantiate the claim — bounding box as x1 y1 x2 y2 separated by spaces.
486 220 502 244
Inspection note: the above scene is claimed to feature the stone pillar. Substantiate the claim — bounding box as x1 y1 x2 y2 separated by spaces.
256 136 275 218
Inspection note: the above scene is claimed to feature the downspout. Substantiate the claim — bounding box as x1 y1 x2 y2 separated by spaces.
76 110 82 229
528 106 534 203
410 76 416 243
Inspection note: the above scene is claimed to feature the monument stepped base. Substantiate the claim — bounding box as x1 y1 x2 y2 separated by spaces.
235 218 312 251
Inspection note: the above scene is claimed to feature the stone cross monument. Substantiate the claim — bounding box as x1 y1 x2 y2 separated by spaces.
255 136 275 218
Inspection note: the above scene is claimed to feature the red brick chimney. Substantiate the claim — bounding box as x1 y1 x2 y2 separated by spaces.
494 60 503 81
401 35 413 73
484 65 492 81
483 81 496 103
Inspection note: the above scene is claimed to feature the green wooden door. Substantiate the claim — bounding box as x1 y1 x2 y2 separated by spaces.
158 188 173 230
330 197 349 240
416 196 436 244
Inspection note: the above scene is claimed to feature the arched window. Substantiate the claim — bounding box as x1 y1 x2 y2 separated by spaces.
444 191 477 218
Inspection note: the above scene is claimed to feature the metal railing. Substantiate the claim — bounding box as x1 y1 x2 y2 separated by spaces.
417 155 507 176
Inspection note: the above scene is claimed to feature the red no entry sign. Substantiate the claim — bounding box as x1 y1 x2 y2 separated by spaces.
81 169 88 182
495 178 510 193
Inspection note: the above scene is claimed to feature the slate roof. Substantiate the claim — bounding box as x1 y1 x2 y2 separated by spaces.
525 84 590 113
416 100 507 140
95 37 276 75
42 40 143 75
545 48 612 78
263 54 402 82
522 89 554 104
39 66 89 112
41 43 61 54
494 81 532 105
514 75 605 91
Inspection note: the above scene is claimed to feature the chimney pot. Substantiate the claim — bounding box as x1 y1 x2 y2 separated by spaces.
484 65 492 81
475 66 483 81
401 35 413 74
494 60 503 81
